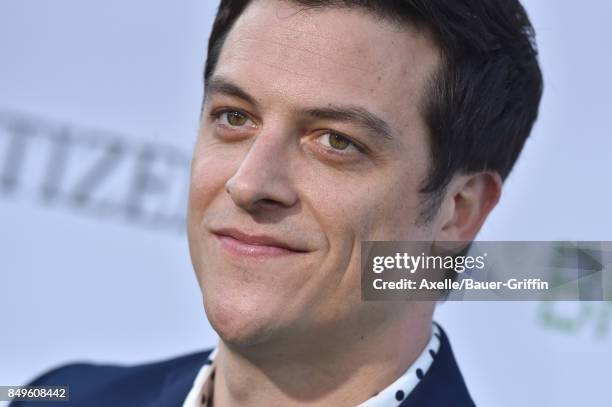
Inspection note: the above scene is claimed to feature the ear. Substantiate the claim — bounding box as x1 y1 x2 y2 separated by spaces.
434 172 502 241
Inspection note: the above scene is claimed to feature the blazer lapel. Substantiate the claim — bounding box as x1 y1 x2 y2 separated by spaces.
400 326 475 407
153 350 212 407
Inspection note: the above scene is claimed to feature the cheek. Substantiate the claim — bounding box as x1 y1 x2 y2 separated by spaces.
311 174 422 240
188 142 238 216
377 187 424 238
188 142 243 286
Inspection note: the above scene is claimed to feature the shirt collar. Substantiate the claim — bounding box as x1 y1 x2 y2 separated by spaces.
183 323 441 407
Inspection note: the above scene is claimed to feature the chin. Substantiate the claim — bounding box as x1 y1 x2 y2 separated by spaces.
203 291 277 348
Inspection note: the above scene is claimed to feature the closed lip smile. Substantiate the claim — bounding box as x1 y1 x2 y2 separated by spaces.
211 228 309 257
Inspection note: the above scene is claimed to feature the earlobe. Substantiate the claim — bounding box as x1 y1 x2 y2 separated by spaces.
436 172 502 241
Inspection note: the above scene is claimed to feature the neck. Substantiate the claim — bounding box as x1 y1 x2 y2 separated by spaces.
212 303 434 407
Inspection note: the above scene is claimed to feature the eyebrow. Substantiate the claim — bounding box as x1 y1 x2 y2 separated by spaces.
205 76 395 141
301 106 394 141
205 76 258 106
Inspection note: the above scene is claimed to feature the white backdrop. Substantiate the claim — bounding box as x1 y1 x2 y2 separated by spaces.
1 1 611 406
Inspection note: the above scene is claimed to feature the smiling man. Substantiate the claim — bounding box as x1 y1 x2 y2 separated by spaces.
13 1 542 406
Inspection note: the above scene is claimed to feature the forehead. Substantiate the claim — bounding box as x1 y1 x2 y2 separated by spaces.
214 0 440 135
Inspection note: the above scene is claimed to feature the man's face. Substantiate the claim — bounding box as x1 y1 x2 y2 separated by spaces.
188 0 441 346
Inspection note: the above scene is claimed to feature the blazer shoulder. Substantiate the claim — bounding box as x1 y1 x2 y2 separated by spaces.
27 348 213 384
11 349 213 407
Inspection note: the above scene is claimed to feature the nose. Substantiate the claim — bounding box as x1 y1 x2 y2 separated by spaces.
225 132 298 212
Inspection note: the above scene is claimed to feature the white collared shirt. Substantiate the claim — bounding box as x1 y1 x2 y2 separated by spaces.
183 323 441 407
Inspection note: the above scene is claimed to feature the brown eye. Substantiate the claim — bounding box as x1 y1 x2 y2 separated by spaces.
328 133 350 150
226 111 248 126
213 109 256 131
315 132 364 157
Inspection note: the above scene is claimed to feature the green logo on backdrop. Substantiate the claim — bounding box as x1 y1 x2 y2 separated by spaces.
538 301 612 338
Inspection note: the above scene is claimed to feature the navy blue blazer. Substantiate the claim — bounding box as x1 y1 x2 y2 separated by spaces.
11 326 474 406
